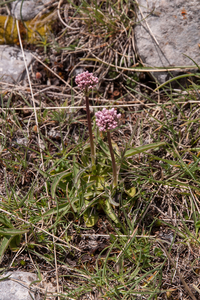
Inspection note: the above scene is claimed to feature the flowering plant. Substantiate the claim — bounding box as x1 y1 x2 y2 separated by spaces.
95 108 121 189
95 108 121 132
75 72 122 224
50 71 126 226
75 71 98 90
49 71 165 228
75 71 98 167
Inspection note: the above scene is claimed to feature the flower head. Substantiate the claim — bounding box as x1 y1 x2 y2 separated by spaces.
95 108 121 132
75 71 98 90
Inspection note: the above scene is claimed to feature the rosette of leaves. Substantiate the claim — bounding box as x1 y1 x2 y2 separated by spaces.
49 138 121 227
48 132 165 228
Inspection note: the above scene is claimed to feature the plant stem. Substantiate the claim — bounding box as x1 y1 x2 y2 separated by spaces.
107 130 117 188
85 90 95 166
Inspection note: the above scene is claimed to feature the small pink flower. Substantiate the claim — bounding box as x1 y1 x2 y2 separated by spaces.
95 108 121 132
75 71 98 90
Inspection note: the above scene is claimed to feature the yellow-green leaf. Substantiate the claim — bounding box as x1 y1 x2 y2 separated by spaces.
84 209 99 227
125 187 136 197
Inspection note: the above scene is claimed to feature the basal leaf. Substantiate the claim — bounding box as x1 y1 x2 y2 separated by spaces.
9 234 21 252
101 199 120 225
0 228 28 236
125 187 136 197
0 236 11 263
98 137 110 157
51 171 72 198
42 202 71 217
124 142 166 157
83 208 99 227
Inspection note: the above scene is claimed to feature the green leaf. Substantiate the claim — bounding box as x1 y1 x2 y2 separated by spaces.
0 228 28 236
83 208 99 227
124 142 166 157
148 154 182 167
154 72 200 91
0 274 11 281
82 175 107 190
0 234 21 263
42 202 71 217
101 199 120 225
9 235 21 252
125 187 136 197
183 54 200 71
0 236 11 263
195 221 200 229
0 215 14 228
74 165 89 186
98 138 110 157
51 171 72 198
73 156 80 180
112 141 120 156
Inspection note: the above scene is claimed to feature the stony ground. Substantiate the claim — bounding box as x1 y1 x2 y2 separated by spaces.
0 1 200 300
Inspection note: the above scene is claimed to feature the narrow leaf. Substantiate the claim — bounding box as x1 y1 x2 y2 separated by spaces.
154 73 200 91
42 202 71 217
51 171 72 199
0 228 28 236
124 142 166 157
0 215 14 228
0 236 12 263
102 199 120 225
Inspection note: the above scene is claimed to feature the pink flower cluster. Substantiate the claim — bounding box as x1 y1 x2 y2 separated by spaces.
95 108 121 132
75 71 98 90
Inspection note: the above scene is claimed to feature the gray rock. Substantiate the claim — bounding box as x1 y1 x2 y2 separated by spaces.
134 0 200 83
11 0 50 21
0 45 33 84
0 271 39 300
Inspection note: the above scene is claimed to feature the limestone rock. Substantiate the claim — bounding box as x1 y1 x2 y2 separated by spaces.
0 271 40 300
134 0 200 83
10 0 50 21
0 45 33 84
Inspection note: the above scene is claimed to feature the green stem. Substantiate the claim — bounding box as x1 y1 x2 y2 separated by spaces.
107 130 117 188
85 90 95 166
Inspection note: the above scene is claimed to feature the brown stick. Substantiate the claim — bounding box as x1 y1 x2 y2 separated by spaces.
85 89 95 166
107 130 117 188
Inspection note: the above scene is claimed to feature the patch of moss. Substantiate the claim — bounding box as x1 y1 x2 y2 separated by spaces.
0 13 53 45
